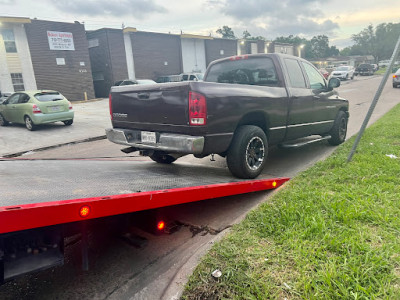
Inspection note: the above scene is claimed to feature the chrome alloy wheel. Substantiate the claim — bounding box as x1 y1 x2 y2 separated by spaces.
245 136 265 170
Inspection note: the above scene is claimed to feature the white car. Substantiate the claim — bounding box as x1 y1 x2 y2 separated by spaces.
393 68 400 88
331 66 355 80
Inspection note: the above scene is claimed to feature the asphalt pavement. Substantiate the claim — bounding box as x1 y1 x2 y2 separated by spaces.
0 98 110 157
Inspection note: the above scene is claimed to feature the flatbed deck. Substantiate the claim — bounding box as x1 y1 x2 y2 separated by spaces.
0 159 289 234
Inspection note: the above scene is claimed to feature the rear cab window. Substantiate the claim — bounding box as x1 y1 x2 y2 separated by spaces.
205 57 280 87
34 92 64 102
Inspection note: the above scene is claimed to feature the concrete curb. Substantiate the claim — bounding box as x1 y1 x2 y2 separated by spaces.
1 135 107 158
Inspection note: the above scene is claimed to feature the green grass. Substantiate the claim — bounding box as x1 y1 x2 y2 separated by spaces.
182 104 400 299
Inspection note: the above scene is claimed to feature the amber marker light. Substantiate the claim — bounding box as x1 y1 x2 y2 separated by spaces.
272 181 277 188
157 221 165 231
79 205 91 218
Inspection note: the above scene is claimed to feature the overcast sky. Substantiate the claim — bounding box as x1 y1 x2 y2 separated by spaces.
1 0 399 49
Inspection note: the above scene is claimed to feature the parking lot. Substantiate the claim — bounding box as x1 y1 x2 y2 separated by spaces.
0 98 110 157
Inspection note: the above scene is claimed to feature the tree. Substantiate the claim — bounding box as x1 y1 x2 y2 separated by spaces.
216 26 236 39
242 30 251 39
351 22 400 62
310 35 330 58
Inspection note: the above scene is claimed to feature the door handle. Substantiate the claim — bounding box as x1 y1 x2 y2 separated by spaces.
138 93 150 100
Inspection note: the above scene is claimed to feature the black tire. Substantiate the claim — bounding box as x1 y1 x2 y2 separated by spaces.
0 113 8 126
150 151 177 164
328 111 347 146
226 125 268 179
24 116 36 131
63 119 73 126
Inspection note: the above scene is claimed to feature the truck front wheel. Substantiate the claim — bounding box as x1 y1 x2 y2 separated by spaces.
328 111 348 145
227 125 268 179
150 151 177 164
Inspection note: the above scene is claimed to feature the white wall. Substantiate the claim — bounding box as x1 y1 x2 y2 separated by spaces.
0 24 37 93
123 32 135 79
181 38 206 73
0 29 13 93
15 24 37 90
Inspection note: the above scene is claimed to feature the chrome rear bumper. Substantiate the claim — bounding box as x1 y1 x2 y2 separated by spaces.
105 128 205 154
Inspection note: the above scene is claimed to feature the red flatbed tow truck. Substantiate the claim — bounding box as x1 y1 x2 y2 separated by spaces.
0 158 288 284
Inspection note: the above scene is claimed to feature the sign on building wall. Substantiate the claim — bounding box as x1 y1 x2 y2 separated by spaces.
47 31 75 51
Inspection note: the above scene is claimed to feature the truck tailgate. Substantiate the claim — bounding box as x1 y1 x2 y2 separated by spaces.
111 82 190 127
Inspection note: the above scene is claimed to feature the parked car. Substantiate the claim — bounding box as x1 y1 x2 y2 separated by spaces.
371 64 379 72
180 73 204 81
0 90 74 131
393 68 400 88
331 65 355 80
114 79 156 86
0 92 11 104
319 68 330 79
355 63 374 76
155 75 182 83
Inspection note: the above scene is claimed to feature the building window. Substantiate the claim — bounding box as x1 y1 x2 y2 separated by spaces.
92 72 104 81
88 39 99 48
2 29 17 53
11 73 25 91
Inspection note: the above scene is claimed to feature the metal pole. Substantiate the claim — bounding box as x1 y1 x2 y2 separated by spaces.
347 33 400 162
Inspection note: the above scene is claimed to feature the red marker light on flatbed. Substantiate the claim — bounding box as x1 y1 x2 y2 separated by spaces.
157 221 165 231
79 205 91 218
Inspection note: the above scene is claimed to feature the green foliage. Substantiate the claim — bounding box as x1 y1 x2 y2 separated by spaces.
347 22 400 62
183 104 400 299
216 26 236 39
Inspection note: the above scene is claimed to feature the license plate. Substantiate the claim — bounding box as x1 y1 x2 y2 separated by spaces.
141 131 156 143
49 106 61 112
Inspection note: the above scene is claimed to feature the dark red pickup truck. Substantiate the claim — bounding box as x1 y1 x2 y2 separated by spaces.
106 53 349 178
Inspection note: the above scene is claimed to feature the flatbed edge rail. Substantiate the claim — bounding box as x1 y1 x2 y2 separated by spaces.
0 177 289 234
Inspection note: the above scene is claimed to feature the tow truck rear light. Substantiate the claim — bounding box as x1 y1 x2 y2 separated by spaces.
79 205 91 218
109 94 113 120
189 91 207 126
32 104 41 114
157 221 165 231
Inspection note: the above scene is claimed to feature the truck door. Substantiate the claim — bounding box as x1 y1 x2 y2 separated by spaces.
283 58 315 140
300 61 338 135
2 93 20 123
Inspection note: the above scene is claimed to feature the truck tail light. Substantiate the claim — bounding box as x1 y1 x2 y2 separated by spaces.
32 104 41 114
189 91 207 126
109 94 113 120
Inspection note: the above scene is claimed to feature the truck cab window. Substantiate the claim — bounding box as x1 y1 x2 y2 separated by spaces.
284 59 307 88
302 62 326 90
206 57 279 87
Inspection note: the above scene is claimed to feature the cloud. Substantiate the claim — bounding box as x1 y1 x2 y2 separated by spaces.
0 0 15 4
51 0 167 19
213 0 339 38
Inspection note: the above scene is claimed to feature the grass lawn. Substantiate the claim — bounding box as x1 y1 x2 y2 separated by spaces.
182 104 400 299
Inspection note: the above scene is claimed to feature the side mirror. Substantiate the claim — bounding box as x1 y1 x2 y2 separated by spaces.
328 77 340 90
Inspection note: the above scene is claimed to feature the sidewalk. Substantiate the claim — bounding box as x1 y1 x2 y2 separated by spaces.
0 98 110 157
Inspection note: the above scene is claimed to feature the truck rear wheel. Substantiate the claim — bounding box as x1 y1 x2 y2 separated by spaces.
150 151 177 164
227 125 268 179
328 111 347 145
